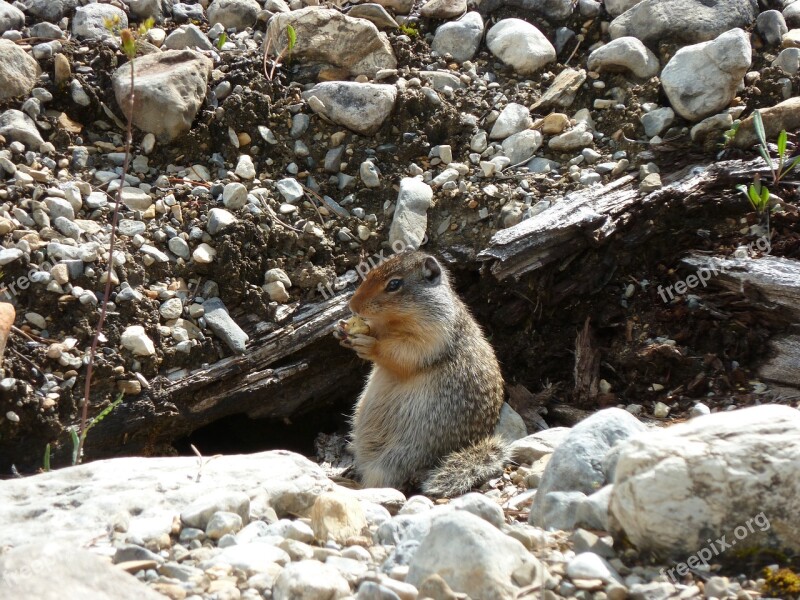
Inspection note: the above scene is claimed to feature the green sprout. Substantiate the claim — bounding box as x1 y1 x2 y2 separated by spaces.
753 109 800 184
43 443 51 472
216 32 228 51
398 22 419 37
103 16 155 59
70 393 123 465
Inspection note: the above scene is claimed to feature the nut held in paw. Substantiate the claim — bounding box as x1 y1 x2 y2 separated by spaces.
343 315 370 335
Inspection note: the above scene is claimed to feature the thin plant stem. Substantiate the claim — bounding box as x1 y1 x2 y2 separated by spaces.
76 57 136 464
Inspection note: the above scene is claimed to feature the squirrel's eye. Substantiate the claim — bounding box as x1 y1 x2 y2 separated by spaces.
385 278 403 292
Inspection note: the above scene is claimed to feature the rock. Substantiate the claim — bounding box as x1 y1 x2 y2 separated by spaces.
757 10 788 46
273 560 351 600
202 297 249 354
223 182 248 209
782 28 800 47
389 177 433 251
311 491 369 544
420 70 465 92
509 427 570 464
530 408 646 527
408 511 543 600
449 493 504 529
734 97 800 148
689 112 732 142
235 155 256 179
605 0 642 17
121 325 156 356
610 404 800 559
208 0 261 31
0 542 165 599
373 0 414 13
0 451 329 547
164 24 216 52
575 485 614 531
113 50 213 142
432 12 484 63
277 178 304 203
267 7 396 79
501 130 543 164
494 402 527 443
347 4 398 30
548 122 594 151
303 82 397 136
587 37 659 79
265 281 290 303
531 67 586 110
420 0 466 20
506 0 575 20
360 161 381 187
0 303 14 367
0 109 43 149
661 28 751 121
265 268 292 288
25 0 81 22
182 491 250 529
72 3 127 39
159 298 183 320
120 187 153 211
0 2 24 36
787 2 800 28
192 242 216 264
489 103 533 140
207 208 237 235
640 107 674 137
487 19 556 76
566 552 622 584
609 0 758 45
773 47 800 74
203 542 290 574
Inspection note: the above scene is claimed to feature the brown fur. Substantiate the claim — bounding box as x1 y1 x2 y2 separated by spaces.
338 250 506 497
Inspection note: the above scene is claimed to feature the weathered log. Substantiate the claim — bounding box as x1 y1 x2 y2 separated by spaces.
477 158 772 280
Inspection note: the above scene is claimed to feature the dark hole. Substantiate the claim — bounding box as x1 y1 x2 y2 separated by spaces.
173 402 352 458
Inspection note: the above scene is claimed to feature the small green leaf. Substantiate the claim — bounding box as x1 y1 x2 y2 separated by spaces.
761 186 770 205
85 394 123 435
753 110 767 150
70 427 80 465
748 185 761 206
758 146 772 169
216 31 227 50
778 129 787 158
43 443 51 472
286 24 296 53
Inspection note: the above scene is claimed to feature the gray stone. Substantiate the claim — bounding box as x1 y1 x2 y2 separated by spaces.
530 407 646 527
548 122 594 151
347 4 399 29
432 12 484 63
277 178 304 203
181 491 250 529
757 10 788 46
587 37 660 78
207 208 237 235
0 542 165 599
273 560 351 599
0 40 42 101
0 109 43 148
267 7 396 79
786 1 800 28
509 427 570 464
208 0 261 31
360 161 381 187
566 552 622 584
420 0 467 20
489 102 533 140
487 19 556 76
506 0 575 20
419 70 465 92
168 237 191 259
202 297 249 354
640 107 674 137
164 24 216 51
0 1 24 34
494 402 527 443
604 0 642 16
773 47 800 74
611 404 800 559
303 82 397 136
72 4 127 39
501 129 543 164
113 50 213 142
609 0 758 46
389 177 433 251
24 0 81 22
223 182 248 209
449 493 504 529
661 28 751 121
408 511 542 600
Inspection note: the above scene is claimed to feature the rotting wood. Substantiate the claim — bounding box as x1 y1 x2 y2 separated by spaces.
477 157 774 281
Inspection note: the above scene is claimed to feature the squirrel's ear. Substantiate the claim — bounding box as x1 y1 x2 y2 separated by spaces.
422 256 441 282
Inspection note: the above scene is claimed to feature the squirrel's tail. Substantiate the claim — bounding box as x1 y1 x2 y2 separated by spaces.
421 436 510 498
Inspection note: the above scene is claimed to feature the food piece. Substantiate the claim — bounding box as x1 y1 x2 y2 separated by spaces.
343 315 370 335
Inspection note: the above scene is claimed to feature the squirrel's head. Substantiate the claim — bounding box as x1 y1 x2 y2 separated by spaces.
349 251 452 330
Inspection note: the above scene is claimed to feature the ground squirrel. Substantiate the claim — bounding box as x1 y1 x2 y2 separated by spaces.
335 250 507 497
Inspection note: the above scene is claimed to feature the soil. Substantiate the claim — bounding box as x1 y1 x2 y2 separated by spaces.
1 9 799 478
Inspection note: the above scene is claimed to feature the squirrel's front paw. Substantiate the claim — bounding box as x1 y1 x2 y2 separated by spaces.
347 333 377 360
